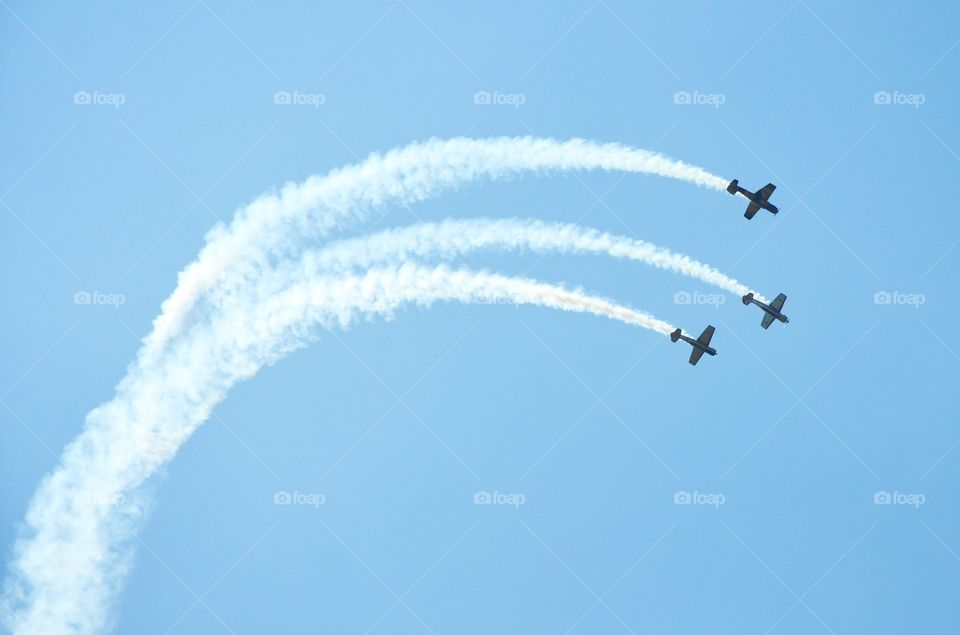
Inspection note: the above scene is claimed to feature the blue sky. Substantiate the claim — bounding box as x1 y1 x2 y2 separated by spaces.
2 1 959 633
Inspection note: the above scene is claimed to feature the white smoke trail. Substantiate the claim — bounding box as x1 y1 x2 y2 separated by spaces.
2 263 673 635
252 263 676 337
144 137 728 363
287 217 763 301
5 136 727 633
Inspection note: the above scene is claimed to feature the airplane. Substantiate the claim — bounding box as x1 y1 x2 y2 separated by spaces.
670 325 717 366
742 292 789 329
727 179 779 219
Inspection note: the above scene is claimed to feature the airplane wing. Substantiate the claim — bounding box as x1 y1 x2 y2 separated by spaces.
770 293 787 312
761 312 775 329
697 325 715 346
744 202 761 219
757 183 776 201
688 348 705 366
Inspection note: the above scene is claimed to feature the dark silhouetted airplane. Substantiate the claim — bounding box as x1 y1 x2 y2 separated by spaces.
743 292 789 328
727 180 778 219
670 325 717 365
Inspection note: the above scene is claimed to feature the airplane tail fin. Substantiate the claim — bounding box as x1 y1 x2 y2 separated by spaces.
727 179 738 195
670 328 682 343
742 293 754 305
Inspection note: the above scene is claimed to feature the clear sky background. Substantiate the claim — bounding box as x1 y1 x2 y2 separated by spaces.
2 1 959 633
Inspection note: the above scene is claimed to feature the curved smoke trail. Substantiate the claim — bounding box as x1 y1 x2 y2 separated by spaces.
4 137 729 634
2 262 673 635
287 217 763 301
145 137 728 363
